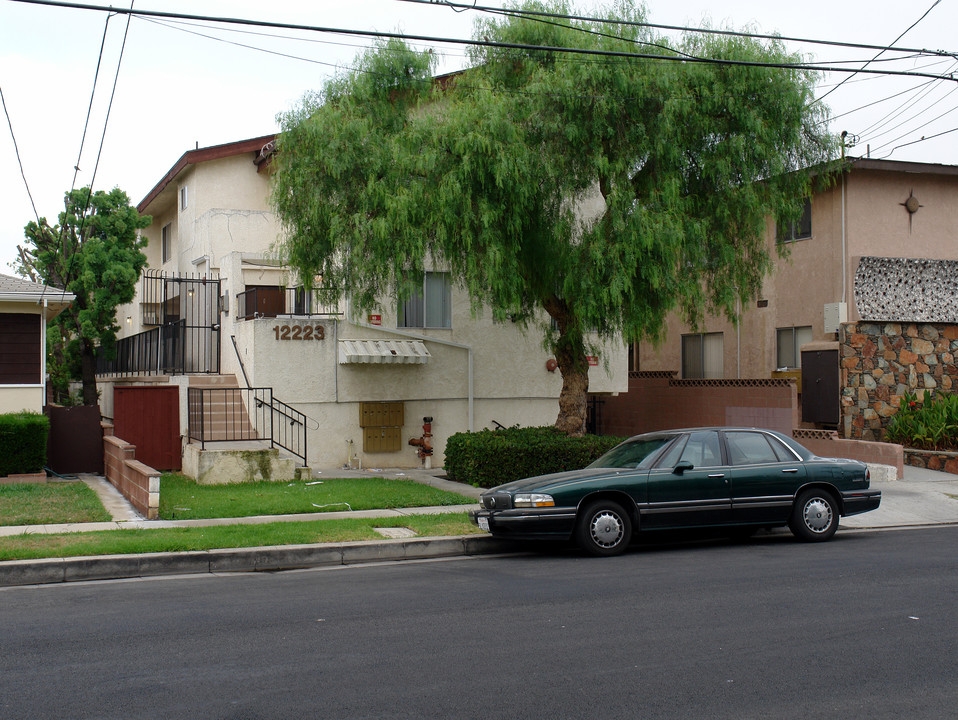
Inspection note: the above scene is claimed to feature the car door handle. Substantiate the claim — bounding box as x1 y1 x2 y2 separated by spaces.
782 468 799 473
708 473 726 478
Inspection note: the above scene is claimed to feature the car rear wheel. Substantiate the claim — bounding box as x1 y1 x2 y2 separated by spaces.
789 489 839 542
576 500 632 556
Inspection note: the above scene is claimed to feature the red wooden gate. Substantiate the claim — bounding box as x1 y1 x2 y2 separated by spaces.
113 386 181 471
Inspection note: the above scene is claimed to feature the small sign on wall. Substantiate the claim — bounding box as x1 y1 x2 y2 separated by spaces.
587 356 598 367
369 314 382 326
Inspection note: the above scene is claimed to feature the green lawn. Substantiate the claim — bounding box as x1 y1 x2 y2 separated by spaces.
158 474 475 520
0 513 483 561
0 482 111 526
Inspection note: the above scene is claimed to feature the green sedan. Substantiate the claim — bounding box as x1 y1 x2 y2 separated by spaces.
468 427 882 556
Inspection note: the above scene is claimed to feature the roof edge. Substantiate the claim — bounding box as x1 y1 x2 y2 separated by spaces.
137 134 277 214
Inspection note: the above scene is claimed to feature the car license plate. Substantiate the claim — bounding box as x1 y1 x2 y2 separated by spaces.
478 517 489 532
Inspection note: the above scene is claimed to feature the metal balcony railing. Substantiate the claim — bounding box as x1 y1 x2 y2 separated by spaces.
236 286 341 320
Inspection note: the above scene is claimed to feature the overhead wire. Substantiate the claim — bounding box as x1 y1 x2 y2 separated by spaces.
814 0 943 105
1 85 41 227
397 0 958 60
7 0 957 83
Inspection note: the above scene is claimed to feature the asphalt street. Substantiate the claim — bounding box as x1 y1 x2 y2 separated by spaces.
1 525 956 719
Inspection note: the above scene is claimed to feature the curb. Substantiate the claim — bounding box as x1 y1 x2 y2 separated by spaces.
0 535 519 588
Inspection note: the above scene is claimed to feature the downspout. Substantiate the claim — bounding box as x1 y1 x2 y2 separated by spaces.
841 170 847 307
42 298 48 405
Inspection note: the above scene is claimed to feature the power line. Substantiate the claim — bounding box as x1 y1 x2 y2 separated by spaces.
1 85 40 225
877 124 958 158
397 0 958 60
8 0 958 83
815 0 943 105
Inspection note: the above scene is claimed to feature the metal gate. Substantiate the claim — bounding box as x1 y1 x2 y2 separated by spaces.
144 269 221 374
114 386 181 471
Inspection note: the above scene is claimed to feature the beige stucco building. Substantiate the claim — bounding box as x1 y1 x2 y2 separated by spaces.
637 159 958 381
102 136 627 471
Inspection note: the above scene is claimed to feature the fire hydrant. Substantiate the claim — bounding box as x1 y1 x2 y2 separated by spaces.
409 416 434 468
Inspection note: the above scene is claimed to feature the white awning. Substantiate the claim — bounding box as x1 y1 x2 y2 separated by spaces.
338 339 431 365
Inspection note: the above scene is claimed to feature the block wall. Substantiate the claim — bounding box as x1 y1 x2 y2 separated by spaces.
103 425 160 519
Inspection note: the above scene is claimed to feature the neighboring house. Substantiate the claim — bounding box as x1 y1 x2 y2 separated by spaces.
0 273 74 414
637 158 958 383
101 136 626 469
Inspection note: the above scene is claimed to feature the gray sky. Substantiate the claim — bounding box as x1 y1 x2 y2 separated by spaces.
2 0 956 273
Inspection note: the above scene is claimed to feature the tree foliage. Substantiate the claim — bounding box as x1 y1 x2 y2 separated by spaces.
20 187 150 406
274 0 837 434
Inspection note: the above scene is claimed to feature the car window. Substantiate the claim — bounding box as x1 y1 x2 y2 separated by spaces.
653 435 688 469
588 437 674 469
767 434 800 462
725 431 781 465
678 430 723 467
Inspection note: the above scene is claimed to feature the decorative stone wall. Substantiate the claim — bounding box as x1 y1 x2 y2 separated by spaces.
839 322 958 441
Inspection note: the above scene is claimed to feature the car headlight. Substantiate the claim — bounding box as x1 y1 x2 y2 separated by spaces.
513 493 555 508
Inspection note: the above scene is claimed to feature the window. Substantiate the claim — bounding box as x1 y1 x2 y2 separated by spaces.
398 272 451 328
776 326 813 370
681 332 723 379
180 186 188 211
776 198 812 243
161 223 172 264
0 314 41 384
725 431 787 466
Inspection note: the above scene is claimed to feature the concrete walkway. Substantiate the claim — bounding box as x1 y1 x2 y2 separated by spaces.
1 464 956 587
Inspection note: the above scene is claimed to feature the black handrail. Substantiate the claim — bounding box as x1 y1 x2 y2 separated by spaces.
187 386 307 467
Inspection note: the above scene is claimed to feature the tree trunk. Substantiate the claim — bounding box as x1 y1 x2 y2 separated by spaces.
544 295 589 436
80 340 99 407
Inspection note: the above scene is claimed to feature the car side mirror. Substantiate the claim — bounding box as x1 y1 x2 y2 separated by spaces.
673 460 694 475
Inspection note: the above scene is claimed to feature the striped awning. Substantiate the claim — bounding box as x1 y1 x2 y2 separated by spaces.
338 339 431 365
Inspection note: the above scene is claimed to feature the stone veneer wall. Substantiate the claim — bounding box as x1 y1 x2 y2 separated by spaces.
839 322 958 442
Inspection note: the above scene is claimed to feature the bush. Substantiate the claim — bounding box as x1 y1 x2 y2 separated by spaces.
444 426 626 488
885 391 958 450
0 412 49 476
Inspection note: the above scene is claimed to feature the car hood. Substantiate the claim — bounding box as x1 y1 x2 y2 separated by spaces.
487 468 629 495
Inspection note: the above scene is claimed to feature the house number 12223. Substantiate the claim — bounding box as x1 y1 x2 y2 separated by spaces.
273 324 326 341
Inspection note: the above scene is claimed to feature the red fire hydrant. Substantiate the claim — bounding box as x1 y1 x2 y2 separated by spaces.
409 416 434 466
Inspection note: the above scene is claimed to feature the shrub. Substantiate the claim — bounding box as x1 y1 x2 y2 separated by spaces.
0 412 49 476
885 391 958 450
444 426 625 488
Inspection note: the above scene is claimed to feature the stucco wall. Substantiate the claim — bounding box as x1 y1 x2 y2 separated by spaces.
839 321 958 441
0 387 43 414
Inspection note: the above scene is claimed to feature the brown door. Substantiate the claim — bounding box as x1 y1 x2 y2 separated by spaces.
114 386 181 471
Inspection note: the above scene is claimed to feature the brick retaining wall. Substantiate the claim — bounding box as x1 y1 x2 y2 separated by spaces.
102 423 160 519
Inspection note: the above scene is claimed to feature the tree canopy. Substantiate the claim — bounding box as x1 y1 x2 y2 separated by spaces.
273 0 836 434
20 187 149 406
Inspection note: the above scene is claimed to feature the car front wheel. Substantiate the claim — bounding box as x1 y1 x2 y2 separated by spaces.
576 500 632 556
789 489 839 542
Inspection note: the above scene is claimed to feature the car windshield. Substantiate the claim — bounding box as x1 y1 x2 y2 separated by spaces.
587 437 674 469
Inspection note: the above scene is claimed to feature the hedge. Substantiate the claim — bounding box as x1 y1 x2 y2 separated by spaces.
444 426 625 488
0 412 49 476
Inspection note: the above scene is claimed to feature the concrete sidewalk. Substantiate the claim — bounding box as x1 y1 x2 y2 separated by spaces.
1 464 957 587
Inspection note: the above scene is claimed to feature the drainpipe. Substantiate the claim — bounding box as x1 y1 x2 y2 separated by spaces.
353 319 475 432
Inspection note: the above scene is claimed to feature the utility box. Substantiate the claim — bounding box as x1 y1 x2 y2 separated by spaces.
801 342 840 426
359 402 404 452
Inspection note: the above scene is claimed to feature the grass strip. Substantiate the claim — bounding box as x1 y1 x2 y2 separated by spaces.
0 513 483 561
159 474 475 520
0 482 111 526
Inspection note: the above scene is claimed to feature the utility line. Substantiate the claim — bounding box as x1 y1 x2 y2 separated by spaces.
877 124 958 158
1 85 40 226
8 0 958 83
398 0 958 60
815 0 942 105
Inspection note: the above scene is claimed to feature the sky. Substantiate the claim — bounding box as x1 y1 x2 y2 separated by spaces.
2 0 957 274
